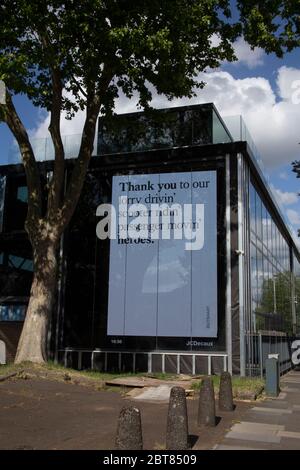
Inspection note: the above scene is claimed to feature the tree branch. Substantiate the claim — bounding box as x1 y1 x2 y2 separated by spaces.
58 72 113 232
0 90 42 226
37 31 65 219
47 67 65 219
58 93 100 231
71 77 88 99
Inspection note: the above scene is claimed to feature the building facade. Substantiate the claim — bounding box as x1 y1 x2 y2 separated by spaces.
0 103 299 375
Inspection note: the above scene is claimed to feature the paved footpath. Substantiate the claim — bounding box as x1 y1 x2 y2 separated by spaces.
215 370 300 450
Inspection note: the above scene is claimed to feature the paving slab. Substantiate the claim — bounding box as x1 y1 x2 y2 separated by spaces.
133 385 173 402
215 370 300 450
278 392 287 400
215 438 282 450
252 400 289 409
105 376 192 389
232 422 284 432
105 378 147 388
281 378 300 383
250 406 292 415
278 431 300 439
281 387 299 393
226 430 281 444
215 444 262 450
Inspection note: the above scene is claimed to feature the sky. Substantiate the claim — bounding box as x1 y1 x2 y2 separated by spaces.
1 36 300 243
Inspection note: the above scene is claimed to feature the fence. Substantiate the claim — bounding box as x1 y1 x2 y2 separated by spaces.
57 348 228 376
246 332 293 377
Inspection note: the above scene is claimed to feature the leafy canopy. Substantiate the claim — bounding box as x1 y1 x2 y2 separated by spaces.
237 0 300 56
2 1 300 119
0 0 239 118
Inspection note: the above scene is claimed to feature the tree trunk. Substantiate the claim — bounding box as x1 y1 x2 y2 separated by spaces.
14 239 58 364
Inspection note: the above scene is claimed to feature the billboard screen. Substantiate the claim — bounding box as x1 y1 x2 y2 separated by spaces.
107 170 217 338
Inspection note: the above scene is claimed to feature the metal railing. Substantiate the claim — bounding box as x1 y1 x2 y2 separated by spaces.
3 134 97 166
245 331 293 377
58 348 228 375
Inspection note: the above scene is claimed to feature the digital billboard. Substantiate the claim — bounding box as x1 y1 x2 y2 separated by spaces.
107 170 217 338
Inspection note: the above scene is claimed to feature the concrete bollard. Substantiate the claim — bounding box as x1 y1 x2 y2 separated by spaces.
115 406 143 450
218 372 234 411
197 377 216 427
166 386 189 450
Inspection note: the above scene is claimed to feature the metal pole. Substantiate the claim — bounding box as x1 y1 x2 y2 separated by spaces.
237 153 246 376
225 154 233 374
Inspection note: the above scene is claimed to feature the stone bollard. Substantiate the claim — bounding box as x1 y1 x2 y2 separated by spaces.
115 406 143 450
218 372 234 411
197 377 216 427
166 386 189 450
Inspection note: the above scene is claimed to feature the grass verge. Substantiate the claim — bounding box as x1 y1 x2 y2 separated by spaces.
0 361 176 383
0 362 265 399
191 375 265 399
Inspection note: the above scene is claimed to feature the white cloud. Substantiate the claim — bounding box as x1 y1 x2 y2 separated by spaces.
287 209 300 227
31 66 300 171
232 37 264 69
276 65 300 101
209 33 222 48
210 35 265 69
32 104 86 139
270 185 298 207
279 171 289 180
113 68 300 169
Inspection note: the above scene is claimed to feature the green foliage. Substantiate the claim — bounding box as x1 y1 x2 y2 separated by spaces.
255 271 294 334
237 0 300 56
191 375 265 397
0 0 240 117
1 2 299 119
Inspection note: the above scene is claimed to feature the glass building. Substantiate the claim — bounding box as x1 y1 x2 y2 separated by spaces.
0 103 299 375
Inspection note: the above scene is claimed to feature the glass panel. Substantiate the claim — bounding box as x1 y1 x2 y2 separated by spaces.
249 183 256 236
8 255 33 272
223 115 241 140
17 186 28 203
262 203 268 248
98 106 215 154
0 175 6 232
0 304 26 322
0 241 33 297
250 241 258 331
285 243 289 271
268 212 272 250
5 134 85 164
255 190 262 241
249 179 293 335
6 177 28 231
256 248 264 329
294 254 300 334
212 110 232 143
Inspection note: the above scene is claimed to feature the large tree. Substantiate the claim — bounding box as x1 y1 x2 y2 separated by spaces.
0 0 240 363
